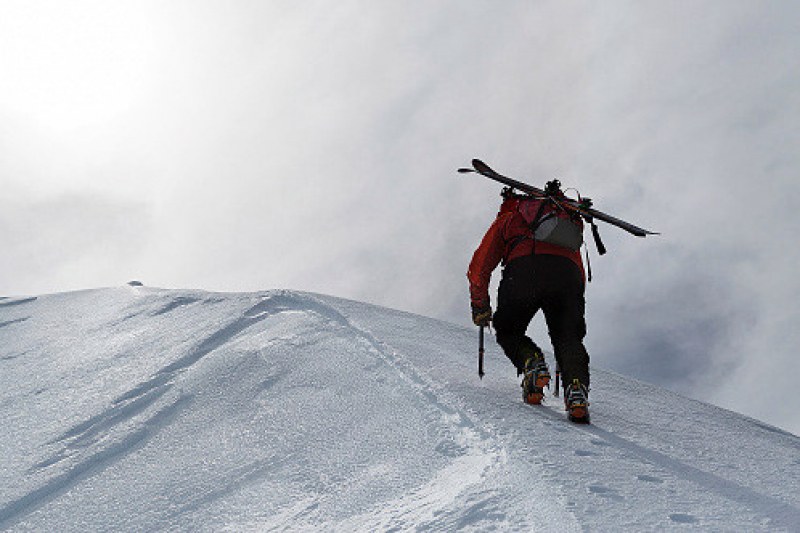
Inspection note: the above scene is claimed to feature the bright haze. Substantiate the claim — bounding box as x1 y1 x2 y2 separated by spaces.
1 2 798 434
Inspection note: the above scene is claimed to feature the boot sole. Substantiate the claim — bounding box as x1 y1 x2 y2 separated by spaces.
567 405 590 424
523 373 550 405
524 391 544 405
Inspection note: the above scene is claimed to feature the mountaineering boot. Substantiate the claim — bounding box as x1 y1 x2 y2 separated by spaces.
565 379 590 423
521 353 550 405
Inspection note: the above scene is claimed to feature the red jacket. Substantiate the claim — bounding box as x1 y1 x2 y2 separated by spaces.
467 197 585 309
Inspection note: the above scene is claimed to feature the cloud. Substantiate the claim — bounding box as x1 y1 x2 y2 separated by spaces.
0 193 152 294
0 1 798 433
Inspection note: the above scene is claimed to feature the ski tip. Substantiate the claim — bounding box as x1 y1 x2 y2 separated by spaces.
472 159 492 173
457 167 475 174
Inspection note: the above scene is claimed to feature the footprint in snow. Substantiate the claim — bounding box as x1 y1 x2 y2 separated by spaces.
669 513 697 523
637 474 664 483
588 484 624 501
435 439 467 457
542 421 569 433
574 449 597 457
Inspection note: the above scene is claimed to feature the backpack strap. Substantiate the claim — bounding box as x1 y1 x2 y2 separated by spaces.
589 218 607 256
584 243 593 283
528 197 553 231
505 197 554 261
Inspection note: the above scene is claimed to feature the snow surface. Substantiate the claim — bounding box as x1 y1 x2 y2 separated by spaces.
0 287 798 532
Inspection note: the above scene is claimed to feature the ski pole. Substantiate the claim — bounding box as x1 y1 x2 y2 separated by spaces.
478 325 485 379
554 363 561 396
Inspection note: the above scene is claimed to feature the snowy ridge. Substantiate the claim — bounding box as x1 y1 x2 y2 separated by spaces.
0 287 798 531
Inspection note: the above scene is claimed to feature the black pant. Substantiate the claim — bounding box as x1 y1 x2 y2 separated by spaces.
493 254 590 388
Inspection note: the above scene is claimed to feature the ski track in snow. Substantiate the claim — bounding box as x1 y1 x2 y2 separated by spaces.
0 287 798 531
323 293 800 532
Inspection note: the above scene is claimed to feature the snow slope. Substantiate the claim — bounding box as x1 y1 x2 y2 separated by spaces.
0 287 798 531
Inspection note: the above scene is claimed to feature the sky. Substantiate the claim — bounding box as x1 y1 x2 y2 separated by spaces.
1 1 799 433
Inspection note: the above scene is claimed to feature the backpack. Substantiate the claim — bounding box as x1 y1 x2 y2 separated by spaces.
519 197 584 251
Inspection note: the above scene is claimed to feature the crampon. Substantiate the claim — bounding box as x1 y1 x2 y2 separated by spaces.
522 356 551 405
565 378 590 423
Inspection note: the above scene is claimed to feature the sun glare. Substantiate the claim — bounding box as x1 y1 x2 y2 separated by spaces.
0 1 157 136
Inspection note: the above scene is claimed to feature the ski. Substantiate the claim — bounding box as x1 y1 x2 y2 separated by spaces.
458 159 658 238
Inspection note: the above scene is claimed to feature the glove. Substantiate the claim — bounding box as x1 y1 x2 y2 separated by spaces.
471 304 492 327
